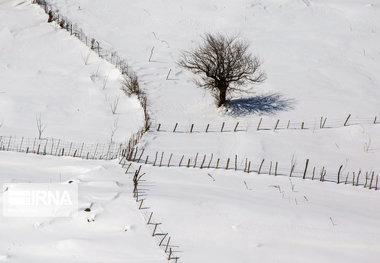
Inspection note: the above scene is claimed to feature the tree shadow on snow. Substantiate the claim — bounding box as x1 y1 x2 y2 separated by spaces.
226 93 295 117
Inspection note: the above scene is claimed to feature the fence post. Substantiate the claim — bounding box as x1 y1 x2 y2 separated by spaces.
234 122 239 132
257 118 262 131
344 114 351 126
193 153 198 168
275 162 278 176
274 119 279 131
258 159 265 174
167 153 173 167
337 165 343 184
290 164 295 177
303 159 309 179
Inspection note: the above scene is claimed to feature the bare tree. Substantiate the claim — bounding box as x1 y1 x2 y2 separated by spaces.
36 113 47 139
178 33 266 107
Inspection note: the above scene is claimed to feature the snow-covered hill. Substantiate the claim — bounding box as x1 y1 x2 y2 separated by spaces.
1 0 379 262
0 0 143 143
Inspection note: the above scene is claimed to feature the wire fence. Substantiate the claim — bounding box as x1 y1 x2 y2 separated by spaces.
152 114 379 133
0 135 123 160
121 149 379 191
124 164 181 262
32 0 151 131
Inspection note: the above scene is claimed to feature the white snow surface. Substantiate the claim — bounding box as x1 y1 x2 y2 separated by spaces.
0 152 166 263
0 0 143 143
131 163 380 263
0 0 380 262
47 0 380 123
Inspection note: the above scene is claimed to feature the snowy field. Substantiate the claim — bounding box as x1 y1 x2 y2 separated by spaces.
46 0 380 123
0 152 166 263
0 0 143 143
0 0 380 262
130 163 380 263
44 0 380 178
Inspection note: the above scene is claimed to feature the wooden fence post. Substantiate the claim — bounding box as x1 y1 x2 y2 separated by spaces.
356 170 361 186
159 233 168 246
166 69 171 80
153 152 158 166
234 122 239 132
344 114 351 126
165 237 171 253
193 153 198 168
369 172 375 189
322 118 327 128
159 152 164 167
275 162 278 176
208 153 213 169
200 155 206 169
258 159 265 174
147 212 153 224
257 118 262 131
274 119 279 131
269 161 272 175
167 153 173 167
226 158 230 170
290 164 295 177
337 165 343 184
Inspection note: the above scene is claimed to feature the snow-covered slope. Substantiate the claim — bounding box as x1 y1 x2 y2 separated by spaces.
46 0 380 124
42 0 380 178
1 1 379 262
130 163 380 263
0 152 166 263
0 0 143 143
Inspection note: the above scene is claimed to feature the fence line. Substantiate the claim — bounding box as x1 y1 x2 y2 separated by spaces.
126 164 181 262
0 135 122 160
152 114 379 133
0 127 145 161
32 0 151 132
120 149 379 191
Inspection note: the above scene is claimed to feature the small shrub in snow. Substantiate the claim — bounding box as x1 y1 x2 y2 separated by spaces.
121 72 141 97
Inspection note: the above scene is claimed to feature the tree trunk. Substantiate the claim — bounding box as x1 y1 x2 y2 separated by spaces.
218 87 227 107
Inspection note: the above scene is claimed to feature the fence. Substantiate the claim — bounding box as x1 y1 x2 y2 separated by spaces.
120 149 379 191
125 164 181 262
32 0 151 131
0 135 124 160
152 114 379 133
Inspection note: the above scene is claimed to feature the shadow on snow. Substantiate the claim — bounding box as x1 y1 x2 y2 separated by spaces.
226 93 295 116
